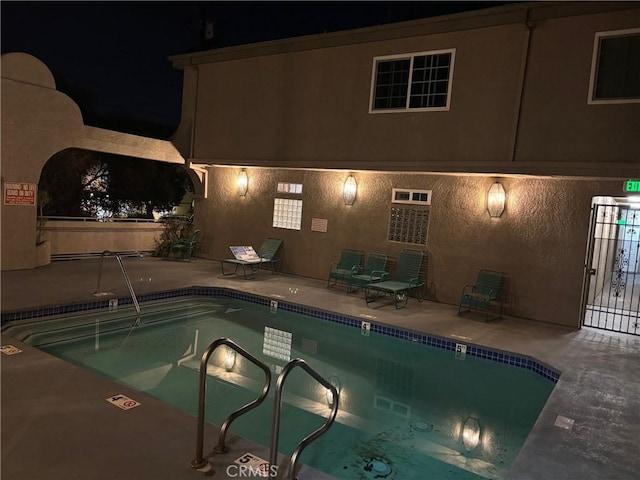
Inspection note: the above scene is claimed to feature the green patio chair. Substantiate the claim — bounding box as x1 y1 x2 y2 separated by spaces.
168 229 200 262
364 249 425 309
221 238 283 279
346 253 388 294
327 249 364 289
458 269 506 321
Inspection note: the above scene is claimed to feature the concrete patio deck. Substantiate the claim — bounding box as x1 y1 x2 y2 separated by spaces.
2 257 639 480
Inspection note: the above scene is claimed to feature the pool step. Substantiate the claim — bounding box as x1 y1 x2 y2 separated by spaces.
4 300 227 346
2 298 217 336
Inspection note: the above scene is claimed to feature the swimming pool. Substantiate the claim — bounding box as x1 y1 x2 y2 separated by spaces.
3 289 557 479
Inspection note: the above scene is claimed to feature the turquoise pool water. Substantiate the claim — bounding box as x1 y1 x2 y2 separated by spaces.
11 297 554 479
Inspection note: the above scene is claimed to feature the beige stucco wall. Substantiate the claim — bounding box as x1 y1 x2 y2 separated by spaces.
198 166 629 328
1 52 193 271
167 2 640 329
190 23 524 170
172 3 639 178
517 7 640 164
44 221 164 256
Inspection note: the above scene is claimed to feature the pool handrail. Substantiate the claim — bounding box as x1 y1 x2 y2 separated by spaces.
269 358 339 480
191 337 272 471
95 250 141 316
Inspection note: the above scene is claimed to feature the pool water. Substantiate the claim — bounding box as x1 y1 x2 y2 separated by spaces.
11 297 555 479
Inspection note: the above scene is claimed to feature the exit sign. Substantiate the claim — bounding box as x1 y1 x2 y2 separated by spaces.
625 179 640 193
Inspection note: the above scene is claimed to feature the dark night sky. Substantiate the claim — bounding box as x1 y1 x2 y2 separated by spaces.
2 1 507 138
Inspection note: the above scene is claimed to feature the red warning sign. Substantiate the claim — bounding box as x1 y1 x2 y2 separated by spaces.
4 183 36 206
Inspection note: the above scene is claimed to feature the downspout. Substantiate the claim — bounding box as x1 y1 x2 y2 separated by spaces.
188 64 208 198
189 64 200 162
509 8 533 163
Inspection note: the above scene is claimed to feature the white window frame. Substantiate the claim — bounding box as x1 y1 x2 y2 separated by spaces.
277 182 303 194
369 48 456 114
587 27 640 105
391 188 432 205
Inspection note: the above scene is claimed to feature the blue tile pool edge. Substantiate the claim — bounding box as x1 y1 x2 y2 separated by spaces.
1 286 561 383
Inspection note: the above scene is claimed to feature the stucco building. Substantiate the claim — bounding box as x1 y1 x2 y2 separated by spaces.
167 2 640 330
2 1 639 332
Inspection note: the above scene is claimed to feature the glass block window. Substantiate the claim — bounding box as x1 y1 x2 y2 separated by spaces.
277 182 303 194
588 28 640 104
388 207 430 245
273 198 302 230
370 49 455 112
263 326 292 361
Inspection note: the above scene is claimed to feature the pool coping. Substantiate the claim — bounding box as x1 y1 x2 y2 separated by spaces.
1 285 561 384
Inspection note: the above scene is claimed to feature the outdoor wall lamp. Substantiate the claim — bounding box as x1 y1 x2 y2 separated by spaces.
237 170 248 197
325 375 341 408
462 416 481 452
343 174 357 206
487 182 506 218
223 347 236 372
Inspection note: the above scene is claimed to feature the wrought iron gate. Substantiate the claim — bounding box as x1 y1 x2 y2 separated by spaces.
582 203 640 335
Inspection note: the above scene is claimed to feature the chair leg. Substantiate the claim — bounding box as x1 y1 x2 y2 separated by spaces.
394 291 408 309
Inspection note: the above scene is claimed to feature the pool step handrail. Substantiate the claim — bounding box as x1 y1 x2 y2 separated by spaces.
191 337 272 471
95 250 141 317
269 358 339 480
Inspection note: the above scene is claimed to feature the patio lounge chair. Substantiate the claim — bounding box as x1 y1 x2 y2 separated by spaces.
220 238 283 279
327 249 364 289
346 253 388 294
364 249 425 309
168 229 200 262
458 269 506 321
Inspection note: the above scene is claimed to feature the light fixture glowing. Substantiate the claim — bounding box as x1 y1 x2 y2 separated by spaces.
487 182 506 218
237 170 248 197
462 416 481 452
343 175 357 206
223 348 236 371
325 375 341 407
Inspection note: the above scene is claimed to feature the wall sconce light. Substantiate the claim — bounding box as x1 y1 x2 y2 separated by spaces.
487 182 506 218
237 170 248 197
223 347 236 372
462 416 481 452
325 375 341 408
343 175 357 206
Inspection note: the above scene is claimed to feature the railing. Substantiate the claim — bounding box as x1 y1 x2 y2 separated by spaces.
41 215 158 223
269 358 339 480
191 338 272 471
41 215 192 223
95 250 141 316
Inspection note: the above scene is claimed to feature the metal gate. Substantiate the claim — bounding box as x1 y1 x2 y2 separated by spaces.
581 203 640 335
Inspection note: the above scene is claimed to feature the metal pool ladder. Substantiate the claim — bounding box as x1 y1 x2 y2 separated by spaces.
191 338 272 471
95 250 141 316
269 358 339 480
190 339 339 480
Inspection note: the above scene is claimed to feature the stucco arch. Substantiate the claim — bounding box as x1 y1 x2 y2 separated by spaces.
1 52 202 270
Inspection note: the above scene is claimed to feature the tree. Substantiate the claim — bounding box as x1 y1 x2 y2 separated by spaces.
38 148 193 218
39 148 107 217
102 154 192 218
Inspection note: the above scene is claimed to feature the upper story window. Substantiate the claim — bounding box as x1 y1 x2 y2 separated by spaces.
588 28 640 104
369 49 455 113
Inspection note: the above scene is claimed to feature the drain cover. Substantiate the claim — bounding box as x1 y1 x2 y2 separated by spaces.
364 457 392 477
413 421 433 432
372 459 391 474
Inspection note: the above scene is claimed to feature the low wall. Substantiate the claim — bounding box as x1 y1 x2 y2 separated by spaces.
44 220 164 256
